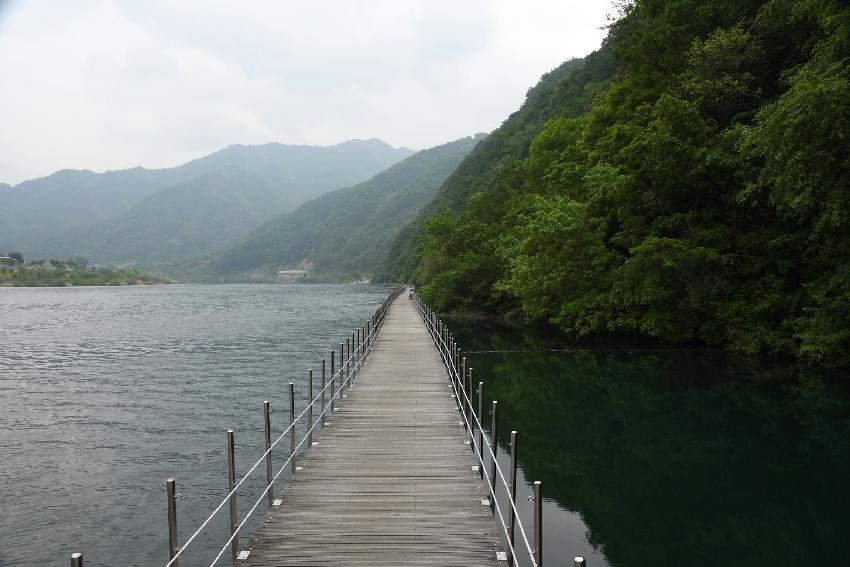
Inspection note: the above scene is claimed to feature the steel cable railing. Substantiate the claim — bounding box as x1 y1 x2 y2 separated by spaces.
411 292 542 567
208 360 357 566
68 286 565 567
418 294 539 566
159 286 404 567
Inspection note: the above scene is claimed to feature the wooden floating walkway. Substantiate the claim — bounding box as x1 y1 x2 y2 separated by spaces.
240 292 504 566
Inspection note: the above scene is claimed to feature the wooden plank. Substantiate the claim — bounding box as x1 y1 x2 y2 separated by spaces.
239 292 504 566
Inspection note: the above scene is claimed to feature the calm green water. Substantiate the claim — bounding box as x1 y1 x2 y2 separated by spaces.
450 318 850 567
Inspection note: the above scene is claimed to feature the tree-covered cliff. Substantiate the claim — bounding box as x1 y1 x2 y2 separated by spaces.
392 0 850 366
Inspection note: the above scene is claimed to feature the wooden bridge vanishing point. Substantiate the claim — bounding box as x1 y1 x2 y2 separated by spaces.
238 291 505 566
95 287 552 567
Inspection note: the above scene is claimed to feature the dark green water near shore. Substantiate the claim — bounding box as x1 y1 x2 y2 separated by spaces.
450 317 850 567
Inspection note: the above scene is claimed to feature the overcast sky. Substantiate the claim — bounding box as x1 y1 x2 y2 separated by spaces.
0 0 616 184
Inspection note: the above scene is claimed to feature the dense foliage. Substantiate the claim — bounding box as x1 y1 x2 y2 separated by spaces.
375 55 619 281
215 136 481 279
407 0 850 366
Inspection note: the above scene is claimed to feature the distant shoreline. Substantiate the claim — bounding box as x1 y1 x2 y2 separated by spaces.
0 268 174 287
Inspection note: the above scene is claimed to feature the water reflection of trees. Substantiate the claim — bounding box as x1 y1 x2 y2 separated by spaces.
450 317 850 566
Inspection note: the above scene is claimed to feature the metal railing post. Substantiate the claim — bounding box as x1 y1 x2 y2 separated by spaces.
264 401 274 509
468 371 477 452
451 339 456 387
71 553 83 567
442 325 446 355
508 430 518 566
478 381 484 473
226 431 239 564
461 356 466 424
339 343 345 394
330 350 335 414
451 338 455 372
453 340 457 373
467 368 473 438
307 369 314 446
490 400 498 513
533 480 543 567
166 478 179 567
321 358 326 422
289 383 295 475
348 335 353 385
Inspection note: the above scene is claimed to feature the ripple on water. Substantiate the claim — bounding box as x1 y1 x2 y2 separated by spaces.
0 283 393 567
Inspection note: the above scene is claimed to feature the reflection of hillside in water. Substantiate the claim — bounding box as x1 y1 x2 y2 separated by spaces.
450 316 850 567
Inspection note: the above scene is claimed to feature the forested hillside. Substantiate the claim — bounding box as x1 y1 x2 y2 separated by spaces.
399 0 850 366
52 171 291 273
375 55 620 281
1 140 412 270
215 136 482 279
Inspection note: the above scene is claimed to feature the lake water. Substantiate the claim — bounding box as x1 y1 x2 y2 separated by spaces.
0 284 393 567
2 285 849 567
450 317 850 567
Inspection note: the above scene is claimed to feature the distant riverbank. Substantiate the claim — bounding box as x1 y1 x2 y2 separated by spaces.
0 268 173 287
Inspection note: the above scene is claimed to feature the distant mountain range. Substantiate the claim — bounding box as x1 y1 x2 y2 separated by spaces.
213 135 483 280
0 139 413 272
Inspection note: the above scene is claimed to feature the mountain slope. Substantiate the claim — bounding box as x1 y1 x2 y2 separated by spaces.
0 167 194 254
214 135 482 278
50 170 292 271
375 53 620 281
1 139 413 258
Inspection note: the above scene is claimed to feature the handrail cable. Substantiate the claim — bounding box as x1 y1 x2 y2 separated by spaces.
412 294 538 567
208 370 344 566
164 287 402 567
422 299 536 566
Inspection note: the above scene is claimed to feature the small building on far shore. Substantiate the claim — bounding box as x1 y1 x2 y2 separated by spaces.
277 269 309 283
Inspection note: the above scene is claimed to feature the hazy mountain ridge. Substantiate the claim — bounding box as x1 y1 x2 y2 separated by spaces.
213 135 483 279
49 170 290 271
1 139 413 267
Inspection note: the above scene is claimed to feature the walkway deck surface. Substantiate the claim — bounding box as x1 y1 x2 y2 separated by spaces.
240 293 504 566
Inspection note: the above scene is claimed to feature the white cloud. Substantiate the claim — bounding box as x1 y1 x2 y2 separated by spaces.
0 0 616 184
